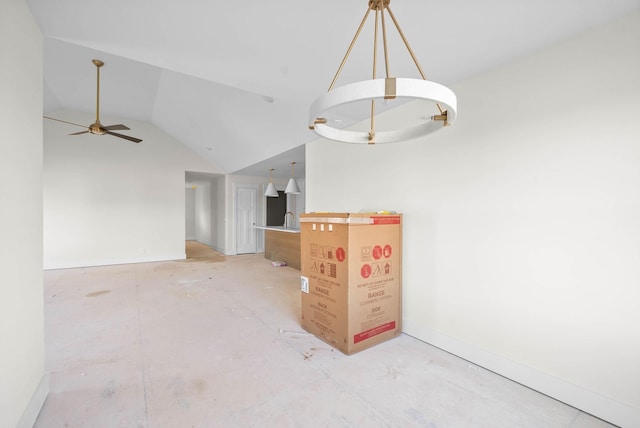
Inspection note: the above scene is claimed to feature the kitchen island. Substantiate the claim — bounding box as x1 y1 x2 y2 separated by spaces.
255 226 301 270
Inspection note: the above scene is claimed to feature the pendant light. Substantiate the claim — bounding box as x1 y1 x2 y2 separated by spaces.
285 162 301 194
265 168 279 197
308 0 457 144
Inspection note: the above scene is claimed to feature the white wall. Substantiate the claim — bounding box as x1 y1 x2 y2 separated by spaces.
215 175 227 253
306 11 640 427
0 1 47 426
185 187 196 240
194 181 212 245
209 178 219 247
44 110 220 269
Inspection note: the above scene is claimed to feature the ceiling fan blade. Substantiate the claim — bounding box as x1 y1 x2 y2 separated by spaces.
44 116 87 128
103 124 131 131
69 130 89 135
105 130 142 143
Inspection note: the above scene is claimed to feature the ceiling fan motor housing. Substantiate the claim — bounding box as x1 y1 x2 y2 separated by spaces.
89 122 106 135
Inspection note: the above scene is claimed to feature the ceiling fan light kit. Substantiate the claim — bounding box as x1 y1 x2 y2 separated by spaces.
309 0 457 144
44 59 142 143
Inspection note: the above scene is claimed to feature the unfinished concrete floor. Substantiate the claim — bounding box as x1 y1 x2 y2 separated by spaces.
35 241 614 427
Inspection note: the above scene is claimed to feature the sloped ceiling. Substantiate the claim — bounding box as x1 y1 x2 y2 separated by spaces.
27 0 640 179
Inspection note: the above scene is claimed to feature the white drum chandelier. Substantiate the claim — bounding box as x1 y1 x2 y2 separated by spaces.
309 0 457 144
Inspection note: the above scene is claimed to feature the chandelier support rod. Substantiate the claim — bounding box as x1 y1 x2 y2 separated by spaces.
328 8 373 92
381 8 391 78
385 5 426 81
372 7 379 81
369 7 382 143
386 5 444 114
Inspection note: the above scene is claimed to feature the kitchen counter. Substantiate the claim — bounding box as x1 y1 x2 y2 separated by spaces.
255 226 301 270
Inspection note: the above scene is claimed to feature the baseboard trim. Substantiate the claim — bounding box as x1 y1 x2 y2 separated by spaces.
403 321 638 428
44 253 186 270
17 374 49 428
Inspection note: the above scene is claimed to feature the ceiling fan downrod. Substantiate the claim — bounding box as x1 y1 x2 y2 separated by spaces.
91 59 105 133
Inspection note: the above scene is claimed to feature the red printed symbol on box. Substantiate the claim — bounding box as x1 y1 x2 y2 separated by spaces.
336 247 345 262
372 245 382 260
361 264 372 279
383 244 392 258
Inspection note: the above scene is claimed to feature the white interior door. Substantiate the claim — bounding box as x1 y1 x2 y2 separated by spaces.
235 187 257 254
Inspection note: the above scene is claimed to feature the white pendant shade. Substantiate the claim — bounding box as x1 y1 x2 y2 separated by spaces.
265 168 279 197
285 177 300 194
285 161 301 194
265 182 278 197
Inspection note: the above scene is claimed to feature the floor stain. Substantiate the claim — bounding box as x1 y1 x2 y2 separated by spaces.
101 381 116 399
170 377 192 408
404 407 438 427
193 379 207 394
87 290 110 297
387 365 400 380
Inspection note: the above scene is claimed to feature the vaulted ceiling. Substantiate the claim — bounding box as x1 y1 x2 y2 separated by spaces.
27 0 640 179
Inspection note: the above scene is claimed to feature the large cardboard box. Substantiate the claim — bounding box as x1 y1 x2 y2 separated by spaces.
300 213 402 354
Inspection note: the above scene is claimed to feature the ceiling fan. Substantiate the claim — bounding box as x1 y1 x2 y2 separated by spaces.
44 59 142 143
